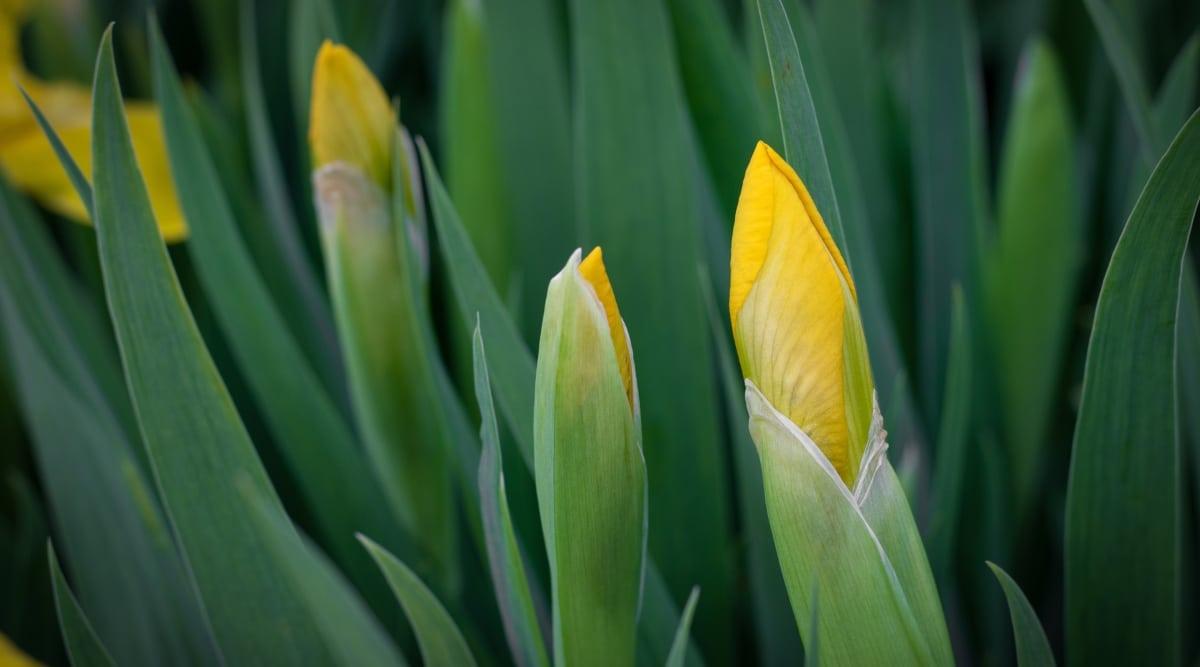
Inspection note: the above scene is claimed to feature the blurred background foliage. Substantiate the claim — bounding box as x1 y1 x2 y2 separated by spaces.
0 0 1198 664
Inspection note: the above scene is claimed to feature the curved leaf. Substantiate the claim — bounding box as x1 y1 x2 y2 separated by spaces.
1065 109 1200 666
987 562 1055 667
473 323 549 667
89 27 327 664
359 536 477 667
47 545 116 667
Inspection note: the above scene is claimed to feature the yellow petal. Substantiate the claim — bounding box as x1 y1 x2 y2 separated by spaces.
0 633 42 667
0 85 187 243
579 246 633 407
730 141 860 481
309 41 394 188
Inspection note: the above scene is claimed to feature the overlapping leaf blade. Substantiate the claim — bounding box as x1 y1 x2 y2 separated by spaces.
988 562 1055 667
148 19 411 618
1065 109 1200 666
473 324 549 667
360 536 477 667
47 545 116 667
88 27 330 663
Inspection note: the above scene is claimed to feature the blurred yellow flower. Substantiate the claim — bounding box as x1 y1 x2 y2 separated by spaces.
0 633 41 666
0 3 186 241
730 141 874 483
309 40 394 188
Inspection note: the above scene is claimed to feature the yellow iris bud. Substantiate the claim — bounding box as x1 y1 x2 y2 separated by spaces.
309 41 394 188
730 141 874 484
534 248 645 666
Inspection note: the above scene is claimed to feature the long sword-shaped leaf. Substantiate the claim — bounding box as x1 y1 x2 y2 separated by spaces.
987 41 1081 523
480 0 574 337
570 0 732 655
441 0 512 293
89 27 327 663
0 294 215 666
422 140 535 465
1082 0 1156 162
239 2 343 395
927 287 972 578
4 95 136 438
241 486 407 667
360 536 477 667
47 545 116 667
473 323 550 667
665 587 701 667
781 0 925 458
148 19 410 618
811 0 905 309
755 0 846 251
0 182 216 666
1064 109 1200 666
666 0 762 215
987 563 1055 667
910 0 988 423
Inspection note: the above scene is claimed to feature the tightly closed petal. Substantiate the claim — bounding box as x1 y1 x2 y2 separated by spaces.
730 141 869 482
579 247 634 408
309 41 394 188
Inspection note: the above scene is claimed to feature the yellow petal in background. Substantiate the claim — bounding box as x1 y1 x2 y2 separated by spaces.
309 41 394 188
0 633 42 667
0 5 187 243
579 246 633 407
0 89 187 243
730 141 866 482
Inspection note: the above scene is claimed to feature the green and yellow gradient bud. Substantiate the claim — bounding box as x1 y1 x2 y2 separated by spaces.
535 248 645 667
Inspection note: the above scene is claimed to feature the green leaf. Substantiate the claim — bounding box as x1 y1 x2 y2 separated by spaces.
665 0 762 215
0 183 215 666
148 19 413 616
5 94 136 438
811 0 905 310
755 0 846 252
782 0 926 458
421 145 701 666
1064 109 1200 666
241 485 407 667
359 536 477 667
479 0 575 336
987 40 1081 522
665 587 701 667
16 85 92 217
987 562 1055 667
239 2 344 396
89 27 327 663
422 140 536 467
570 0 732 655
47 545 116 667
441 0 513 293
1082 0 1156 162
472 323 550 667
910 0 988 423
927 286 972 578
